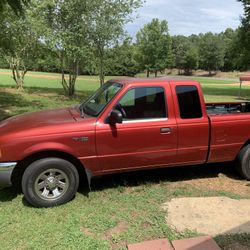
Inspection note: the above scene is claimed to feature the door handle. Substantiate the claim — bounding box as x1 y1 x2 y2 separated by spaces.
160 127 172 134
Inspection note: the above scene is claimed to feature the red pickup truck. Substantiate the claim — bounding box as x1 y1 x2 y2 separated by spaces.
1 78 250 207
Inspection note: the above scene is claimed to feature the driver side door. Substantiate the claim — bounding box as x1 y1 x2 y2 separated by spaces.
95 84 178 174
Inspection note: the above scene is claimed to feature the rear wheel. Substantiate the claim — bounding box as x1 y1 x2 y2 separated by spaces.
22 158 79 207
236 145 250 180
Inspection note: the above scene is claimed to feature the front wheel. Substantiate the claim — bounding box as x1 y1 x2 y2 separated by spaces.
236 145 250 180
22 158 79 207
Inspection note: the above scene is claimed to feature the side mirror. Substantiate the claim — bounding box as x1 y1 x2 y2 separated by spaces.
108 110 123 125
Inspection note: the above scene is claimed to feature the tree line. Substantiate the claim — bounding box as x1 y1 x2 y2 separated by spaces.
0 0 249 96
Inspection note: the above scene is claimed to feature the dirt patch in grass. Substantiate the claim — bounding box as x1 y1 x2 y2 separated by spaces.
80 227 96 238
163 197 250 236
81 222 129 249
101 221 129 241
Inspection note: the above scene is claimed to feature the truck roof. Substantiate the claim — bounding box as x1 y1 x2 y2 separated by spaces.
109 77 199 85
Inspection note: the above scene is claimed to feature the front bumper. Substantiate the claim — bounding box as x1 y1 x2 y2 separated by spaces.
0 162 17 187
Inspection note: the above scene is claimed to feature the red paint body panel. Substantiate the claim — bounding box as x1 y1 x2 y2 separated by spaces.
95 81 178 174
0 78 250 179
0 107 99 172
169 81 210 164
209 113 250 162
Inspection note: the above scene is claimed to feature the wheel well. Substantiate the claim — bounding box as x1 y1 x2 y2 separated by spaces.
11 151 88 188
235 140 250 161
242 140 250 149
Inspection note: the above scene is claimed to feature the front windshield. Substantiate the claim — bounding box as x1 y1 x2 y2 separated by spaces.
80 82 123 117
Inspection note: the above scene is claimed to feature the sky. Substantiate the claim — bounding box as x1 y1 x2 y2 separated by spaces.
125 0 244 37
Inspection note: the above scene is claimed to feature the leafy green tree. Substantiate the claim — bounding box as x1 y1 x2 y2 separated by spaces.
171 35 198 75
106 38 139 76
238 0 250 69
37 0 141 93
85 0 143 85
37 0 92 96
32 43 61 72
184 47 199 74
198 32 225 75
135 18 173 77
0 0 29 15
230 29 250 70
0 7 38 89
172 36 188 74
238 0 250 20
221 28 238 71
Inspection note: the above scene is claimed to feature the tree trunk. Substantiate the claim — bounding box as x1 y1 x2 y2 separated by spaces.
62 71 78 97
61 54 69 95
8 57 27 90
60 54 78 97
69 73 77 96
99 64 105 86
155 71 158 77
99 55 105 85
146 69 150 78
12 59 27 90
61 70 69 95
97 46 105 86
69 63 78 97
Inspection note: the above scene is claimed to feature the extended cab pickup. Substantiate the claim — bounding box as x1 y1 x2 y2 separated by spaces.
1 78 250 207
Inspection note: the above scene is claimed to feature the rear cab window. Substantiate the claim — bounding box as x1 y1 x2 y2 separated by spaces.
176 85 202 119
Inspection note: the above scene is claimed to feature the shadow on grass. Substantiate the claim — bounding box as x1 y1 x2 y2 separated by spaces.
24 86 94 101
0 84 94 99
0 84 64 94
0 89 44 121
0 186 21 202
215 232 250 249
89 162 241 192
0 87 93 121
0 163 244 205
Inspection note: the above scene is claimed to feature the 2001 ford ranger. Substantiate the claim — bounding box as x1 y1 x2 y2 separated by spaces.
1 78 250 207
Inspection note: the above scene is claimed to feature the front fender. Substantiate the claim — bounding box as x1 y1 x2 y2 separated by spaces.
22 142 78 159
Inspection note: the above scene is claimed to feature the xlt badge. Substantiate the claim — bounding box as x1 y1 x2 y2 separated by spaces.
72 137 89 142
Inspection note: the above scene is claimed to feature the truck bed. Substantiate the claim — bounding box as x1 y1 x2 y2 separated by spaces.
206 102 250 115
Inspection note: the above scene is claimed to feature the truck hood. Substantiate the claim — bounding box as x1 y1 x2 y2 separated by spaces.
0 108 74 129
0 108 83 139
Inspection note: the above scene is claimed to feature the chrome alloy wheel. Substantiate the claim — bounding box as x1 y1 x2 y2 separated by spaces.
34 169 69 201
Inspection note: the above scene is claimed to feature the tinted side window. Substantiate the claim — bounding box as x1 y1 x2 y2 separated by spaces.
176 86 202 119
117 87 167 120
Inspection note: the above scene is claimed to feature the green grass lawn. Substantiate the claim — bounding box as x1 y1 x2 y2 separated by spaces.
1 166 249 250
0 69 100 92
0 70 250 249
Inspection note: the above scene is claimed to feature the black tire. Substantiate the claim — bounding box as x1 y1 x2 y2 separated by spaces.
22 158 79 207
236 145 250 180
